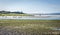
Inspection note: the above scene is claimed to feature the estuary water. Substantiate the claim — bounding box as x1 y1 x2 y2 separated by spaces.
0 15 60 20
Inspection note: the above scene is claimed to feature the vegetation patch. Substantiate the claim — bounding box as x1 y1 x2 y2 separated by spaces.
0 20 60 35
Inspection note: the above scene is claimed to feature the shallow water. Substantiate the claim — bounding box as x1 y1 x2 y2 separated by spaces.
0 15 60 20
51 28 60 30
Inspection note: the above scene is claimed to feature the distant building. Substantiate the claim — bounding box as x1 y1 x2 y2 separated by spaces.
34 15 41 16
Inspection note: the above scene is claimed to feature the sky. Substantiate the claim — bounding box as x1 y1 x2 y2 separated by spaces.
0 0 60 13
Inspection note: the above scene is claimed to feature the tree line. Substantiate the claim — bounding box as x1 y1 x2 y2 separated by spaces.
0 10 24 14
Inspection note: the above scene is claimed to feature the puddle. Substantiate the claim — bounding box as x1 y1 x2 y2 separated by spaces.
51 28 60 30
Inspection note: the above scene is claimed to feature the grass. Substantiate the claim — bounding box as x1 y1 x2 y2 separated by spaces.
0 14 32 16
0 20 60 35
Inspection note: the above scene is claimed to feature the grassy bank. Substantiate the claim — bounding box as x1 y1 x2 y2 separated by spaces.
0 20 60 35
0 14 32 16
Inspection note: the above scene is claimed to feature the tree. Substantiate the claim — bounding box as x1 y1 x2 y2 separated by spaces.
20 11 24 14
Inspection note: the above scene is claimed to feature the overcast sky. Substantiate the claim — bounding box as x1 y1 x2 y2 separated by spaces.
0 0 60 13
